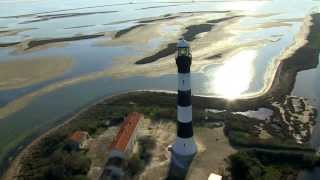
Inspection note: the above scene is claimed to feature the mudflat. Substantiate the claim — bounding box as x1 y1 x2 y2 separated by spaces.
0 57 73 90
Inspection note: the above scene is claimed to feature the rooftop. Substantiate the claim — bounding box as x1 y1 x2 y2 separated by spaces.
109 112 142 152
69 131 89 143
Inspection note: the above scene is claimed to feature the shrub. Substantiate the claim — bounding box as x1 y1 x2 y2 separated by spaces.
127 153 145 176
230 151 264 180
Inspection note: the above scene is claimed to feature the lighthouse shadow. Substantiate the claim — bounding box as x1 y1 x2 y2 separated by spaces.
165 152 195 180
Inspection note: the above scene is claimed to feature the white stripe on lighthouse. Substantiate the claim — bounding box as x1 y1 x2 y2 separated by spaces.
172 137 197 156
177 106 192 123
178 73 191 91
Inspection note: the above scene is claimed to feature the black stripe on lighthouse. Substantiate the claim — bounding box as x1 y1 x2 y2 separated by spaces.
177 90 191 107
176 56 191 73
177 121 193 138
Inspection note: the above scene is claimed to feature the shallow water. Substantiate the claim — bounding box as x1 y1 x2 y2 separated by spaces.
0 0 320 175
234 108 274 121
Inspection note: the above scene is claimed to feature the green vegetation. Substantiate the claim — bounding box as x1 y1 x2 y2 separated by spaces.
17 92 319 179
18 93 172 179
229 149 320 180
230 151 264 180
18 133 91 180
310 32 320 49
224 113 314 152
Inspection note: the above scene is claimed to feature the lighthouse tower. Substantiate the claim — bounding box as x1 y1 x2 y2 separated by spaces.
171 39 197 168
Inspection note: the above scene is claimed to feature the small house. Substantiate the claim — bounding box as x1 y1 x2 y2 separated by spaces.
68 130 90 150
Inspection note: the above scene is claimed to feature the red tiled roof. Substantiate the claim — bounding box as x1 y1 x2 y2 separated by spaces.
69 131 88 143
109 112 142 152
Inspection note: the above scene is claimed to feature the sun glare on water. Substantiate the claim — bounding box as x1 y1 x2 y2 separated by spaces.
209 50 257 100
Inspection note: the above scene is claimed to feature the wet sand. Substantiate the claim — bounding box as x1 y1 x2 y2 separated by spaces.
135 15 241 64
2 11 236 51
135 43 176 64
206 53 223 60
0 28 36 37
0 57 73 90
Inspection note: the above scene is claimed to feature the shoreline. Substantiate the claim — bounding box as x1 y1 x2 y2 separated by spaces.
1 91 128 180
2 12 320 180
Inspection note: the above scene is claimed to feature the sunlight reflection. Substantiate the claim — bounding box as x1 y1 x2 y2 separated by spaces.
209 50 257 100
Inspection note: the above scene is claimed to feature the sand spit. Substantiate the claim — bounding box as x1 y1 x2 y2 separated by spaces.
97 23 166 47
64 25 95 30
0 28 36 37
135 43 176 64
98 12 239 48
0 67 112 120
111 15 246 73
19 11 118 24
114 24 146 38
138 4 185 10
0 42 19 48
0 56 73 91
134 15 242 64
0 33 106 50
138 15 180 24
254 21 292 29
26 34 105 49
22 33 105 51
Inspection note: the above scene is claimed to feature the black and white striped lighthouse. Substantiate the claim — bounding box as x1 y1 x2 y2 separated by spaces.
172 39 197 167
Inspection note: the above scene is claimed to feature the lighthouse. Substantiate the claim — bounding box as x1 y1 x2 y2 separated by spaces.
171 38 197 168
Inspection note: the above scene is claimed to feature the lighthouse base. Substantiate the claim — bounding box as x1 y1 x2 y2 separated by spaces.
167 138 197 179
167 151 196 180
172 137 197 159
